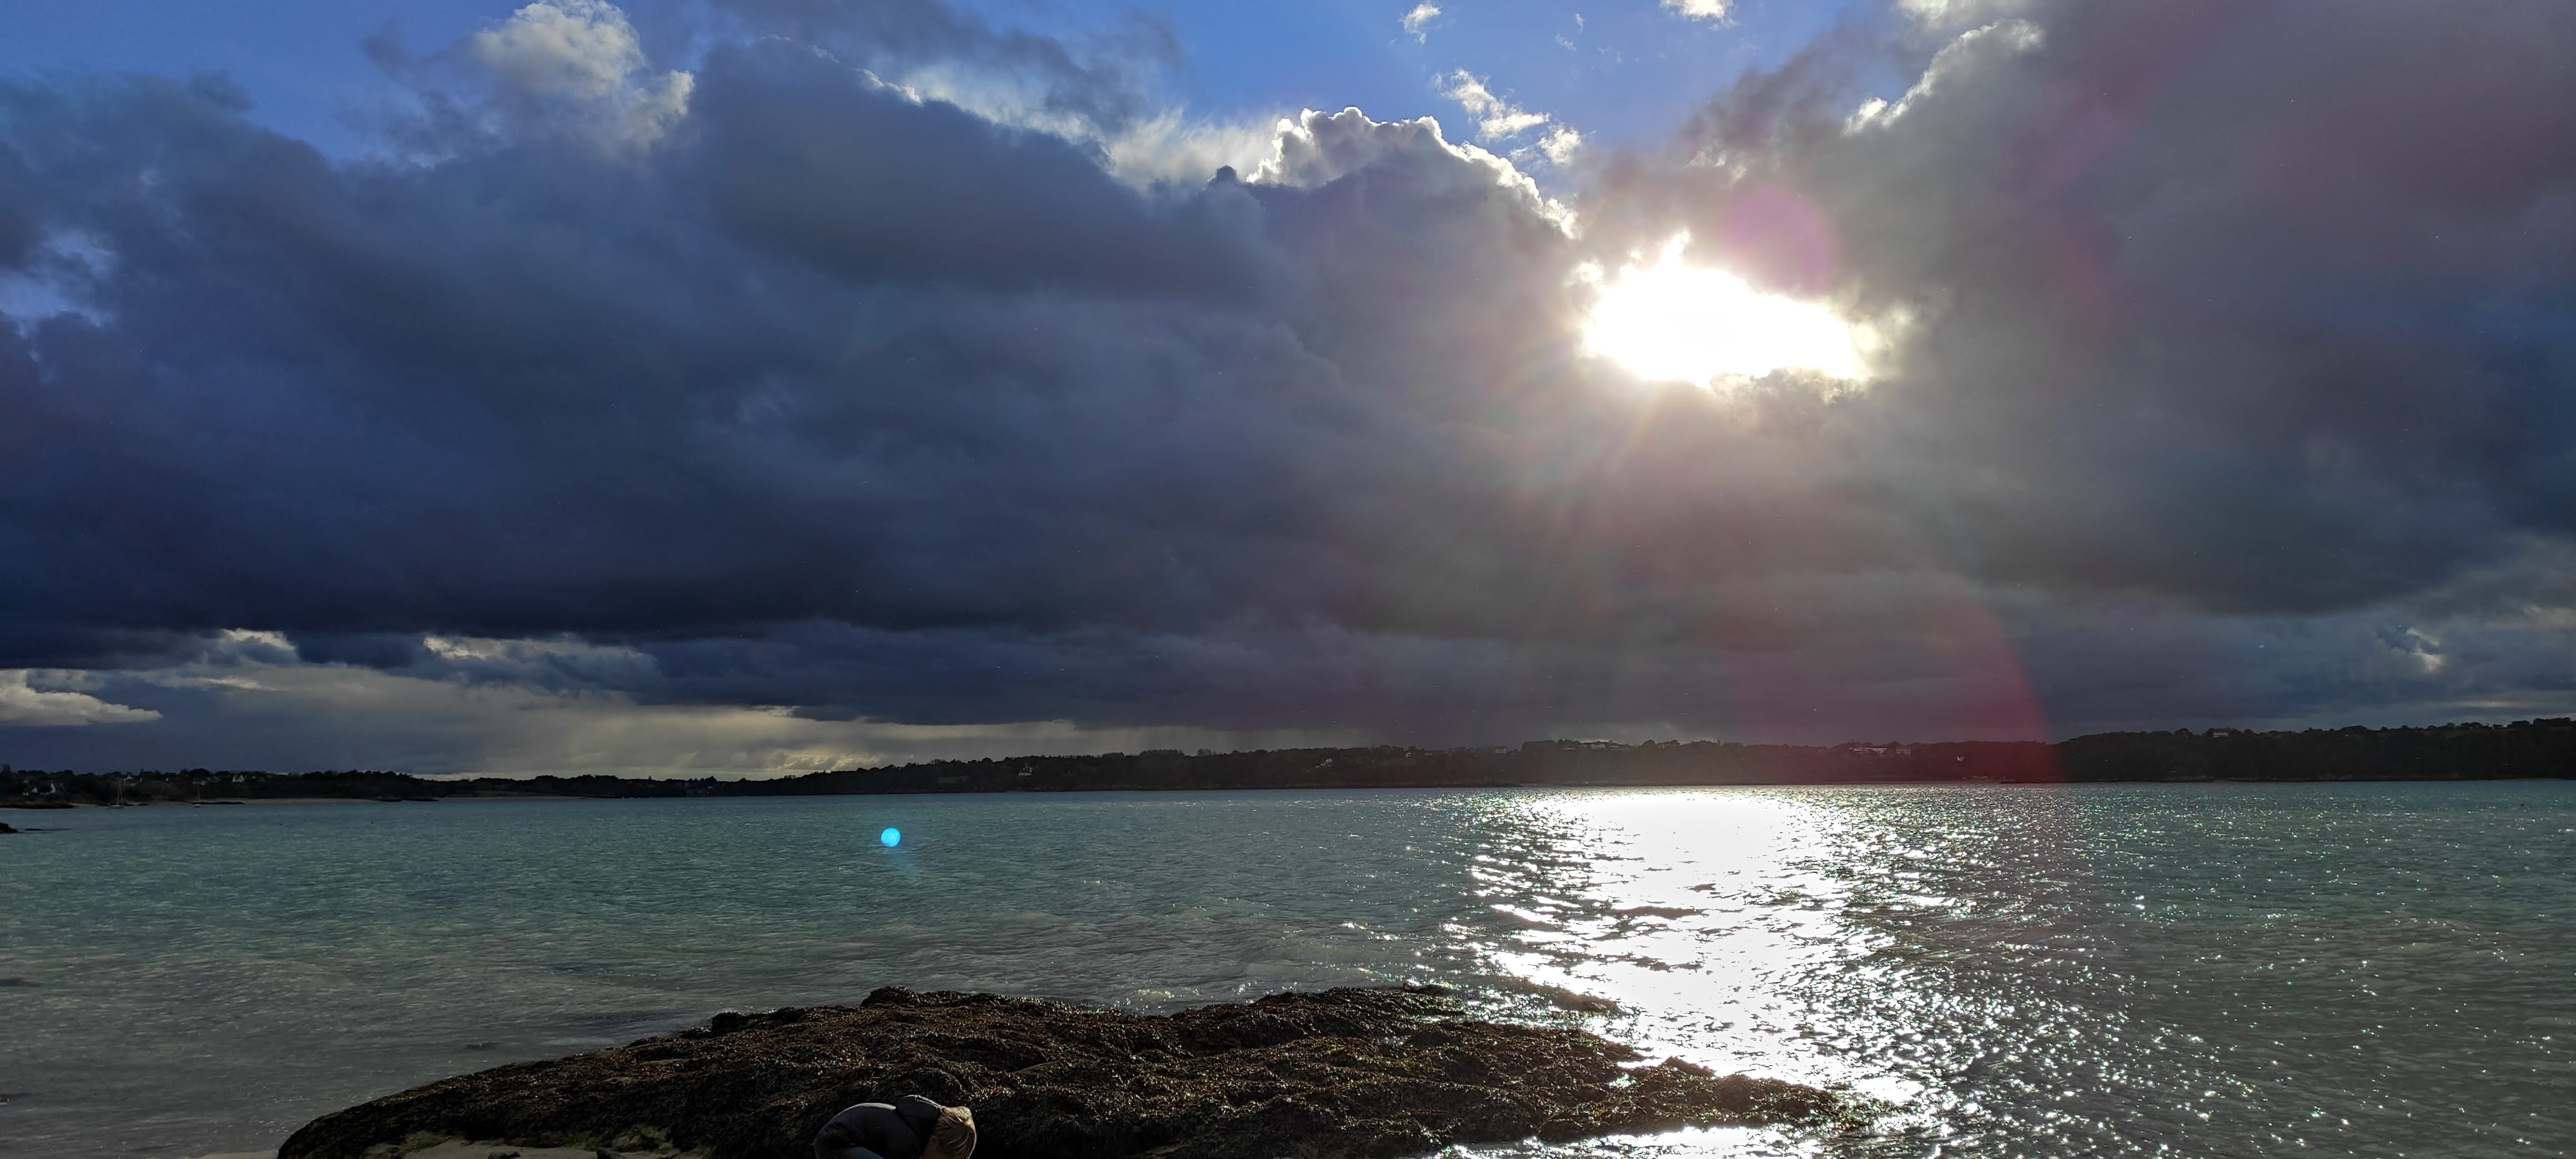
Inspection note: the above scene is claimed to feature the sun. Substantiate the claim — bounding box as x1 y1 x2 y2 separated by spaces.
1581 235 1872 387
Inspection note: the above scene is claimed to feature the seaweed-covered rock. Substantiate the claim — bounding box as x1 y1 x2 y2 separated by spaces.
281 986 1845 1159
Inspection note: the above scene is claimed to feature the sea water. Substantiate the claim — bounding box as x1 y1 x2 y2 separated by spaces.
1 784 2569 1158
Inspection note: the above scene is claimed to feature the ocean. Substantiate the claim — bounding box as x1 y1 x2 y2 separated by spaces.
2 784 2569 1158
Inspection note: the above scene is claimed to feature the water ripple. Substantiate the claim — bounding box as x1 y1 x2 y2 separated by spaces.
1 784 2569 1157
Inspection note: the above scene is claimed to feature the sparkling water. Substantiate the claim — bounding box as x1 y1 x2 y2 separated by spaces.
2 784 2569 1158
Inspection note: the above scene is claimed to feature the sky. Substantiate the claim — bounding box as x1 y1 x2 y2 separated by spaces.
3 0 2573 775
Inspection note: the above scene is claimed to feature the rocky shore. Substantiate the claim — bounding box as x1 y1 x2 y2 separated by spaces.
281 986 1852 1159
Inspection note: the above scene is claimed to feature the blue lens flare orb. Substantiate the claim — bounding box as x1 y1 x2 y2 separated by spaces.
879 827 902 848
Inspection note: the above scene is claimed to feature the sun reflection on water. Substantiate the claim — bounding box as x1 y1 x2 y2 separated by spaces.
1458 794 1913 1091
1433 789 2135 1157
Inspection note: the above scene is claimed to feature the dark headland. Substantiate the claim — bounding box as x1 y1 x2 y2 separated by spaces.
5 718 2569 807
280 985 1854 1159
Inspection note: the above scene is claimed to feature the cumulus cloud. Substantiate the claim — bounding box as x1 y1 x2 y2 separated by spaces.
4 0 2575 770
465 0 693 146
469 1 672 103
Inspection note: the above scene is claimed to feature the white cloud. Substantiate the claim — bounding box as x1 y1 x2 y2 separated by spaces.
471 0 647 98
1102 112 1288 187
0 671 160 727
1897 0 2034 29
1842 97 1893 134
469 0 692 147
1435 72 1586 172
1537 124 1584 165
1401 3 1442 43
1254 107 1578 232
1432 70 1546 139
219 629 294 652
1661 0 1729 23
1440 71 1550 139
421 634 644 666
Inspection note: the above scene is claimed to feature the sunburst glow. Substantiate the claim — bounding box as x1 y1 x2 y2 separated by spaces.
1582 235 1871 386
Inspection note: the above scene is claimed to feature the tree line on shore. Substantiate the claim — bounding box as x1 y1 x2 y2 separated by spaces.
3 718 2569 807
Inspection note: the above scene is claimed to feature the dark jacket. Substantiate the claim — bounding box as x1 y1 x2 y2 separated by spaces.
814 1094 945 1159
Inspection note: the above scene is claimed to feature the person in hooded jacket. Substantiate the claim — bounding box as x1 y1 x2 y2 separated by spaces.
813 1094 977 1159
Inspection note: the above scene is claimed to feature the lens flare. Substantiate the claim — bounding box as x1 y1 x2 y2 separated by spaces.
1581 235 1871 387
879 827 902 848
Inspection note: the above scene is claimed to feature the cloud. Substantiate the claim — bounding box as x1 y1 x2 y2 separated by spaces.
4 0 2575 769
2 633 1350 773
469 1 678 103
1401 4 1442 44
1662 0 1729 24
464 0 693 147
709 0 1172 138
1436 71 1584 168
0 671 160 727
1896 0 2034 30
1591 0 2576 613
1100 112 1284 187
1843 19 2042 133
1537 124 1583 165
687 41 1271 294
1439 70 1549 139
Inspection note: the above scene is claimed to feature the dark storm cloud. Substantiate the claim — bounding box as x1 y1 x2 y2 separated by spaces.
0 142 37 266
3 0 2573 760
1593 0 2576 614
690 40 1269 296
0 61 1352 642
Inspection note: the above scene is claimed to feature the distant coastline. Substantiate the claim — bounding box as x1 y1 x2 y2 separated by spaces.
6 718 2570 807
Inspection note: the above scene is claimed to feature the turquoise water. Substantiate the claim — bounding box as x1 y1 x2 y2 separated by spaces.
2 784 2569 1158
